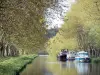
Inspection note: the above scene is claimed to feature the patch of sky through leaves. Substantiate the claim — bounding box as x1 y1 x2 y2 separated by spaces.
44 0 75 29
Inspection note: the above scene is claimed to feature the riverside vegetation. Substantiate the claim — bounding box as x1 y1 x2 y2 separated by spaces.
0 0 100 75
0 0 56 75
47 0 100 61
0 0 56 56
0 54 37 75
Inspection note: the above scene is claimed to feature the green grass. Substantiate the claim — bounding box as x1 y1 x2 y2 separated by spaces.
92 57 100 63
0 57 10 62
0 54 38 75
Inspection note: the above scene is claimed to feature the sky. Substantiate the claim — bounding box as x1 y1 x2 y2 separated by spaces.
44 0 75 29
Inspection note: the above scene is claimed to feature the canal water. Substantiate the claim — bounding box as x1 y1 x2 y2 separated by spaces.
20 56 100 75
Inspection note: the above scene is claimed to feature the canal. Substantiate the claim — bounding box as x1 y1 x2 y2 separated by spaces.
20 56 100 75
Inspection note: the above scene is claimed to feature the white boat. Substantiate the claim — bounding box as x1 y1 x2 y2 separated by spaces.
75 51 91 62
67 51 76 60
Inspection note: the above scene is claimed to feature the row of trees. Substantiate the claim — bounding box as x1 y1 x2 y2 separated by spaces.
0 0 55 56
47 0 100 57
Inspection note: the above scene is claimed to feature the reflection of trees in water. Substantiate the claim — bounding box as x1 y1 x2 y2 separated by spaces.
75 63 89 75
46 61 77 75
89 63 100 75
75 63 100 75
60 61 75 69
21 57 49 75
21 57 100 75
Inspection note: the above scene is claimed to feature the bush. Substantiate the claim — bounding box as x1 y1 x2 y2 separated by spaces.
92 57 100 63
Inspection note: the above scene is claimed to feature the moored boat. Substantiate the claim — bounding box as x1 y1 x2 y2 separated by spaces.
67 51 76 60
57 49 67 61
75 51 91 62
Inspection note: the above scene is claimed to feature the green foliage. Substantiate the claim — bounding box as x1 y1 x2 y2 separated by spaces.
0 0 55 54
47 33 77 55
92 57 100 63
0 54 37 75
47 0 100 55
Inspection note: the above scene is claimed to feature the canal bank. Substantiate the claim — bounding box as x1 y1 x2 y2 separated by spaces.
0 54 38 75
92 57 100 63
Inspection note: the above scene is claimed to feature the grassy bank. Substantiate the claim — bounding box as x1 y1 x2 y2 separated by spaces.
0 57 10 62
0 54 38 75
92 57 100 63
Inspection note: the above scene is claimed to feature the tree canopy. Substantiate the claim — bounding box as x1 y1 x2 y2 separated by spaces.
0 0 55 56
47 0 100 56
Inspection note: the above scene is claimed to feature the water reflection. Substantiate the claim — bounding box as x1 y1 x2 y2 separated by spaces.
20 56 100 75
75 63 89 75
59 61 75 69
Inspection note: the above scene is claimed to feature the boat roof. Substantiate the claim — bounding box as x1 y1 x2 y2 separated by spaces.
77 51 88 53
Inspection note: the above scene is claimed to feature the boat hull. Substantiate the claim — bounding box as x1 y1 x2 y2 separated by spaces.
75 57 91 62
57 54 67 61
67 57 75 61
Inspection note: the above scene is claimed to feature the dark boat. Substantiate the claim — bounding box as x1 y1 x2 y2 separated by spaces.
57 50 67 61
